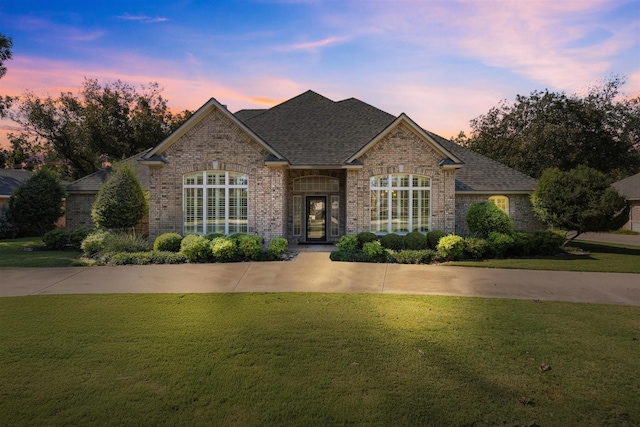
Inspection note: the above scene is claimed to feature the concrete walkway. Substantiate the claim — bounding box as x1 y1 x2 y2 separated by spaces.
1 253 639 306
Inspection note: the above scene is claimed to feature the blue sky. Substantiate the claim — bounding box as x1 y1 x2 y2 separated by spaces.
1 0 639 145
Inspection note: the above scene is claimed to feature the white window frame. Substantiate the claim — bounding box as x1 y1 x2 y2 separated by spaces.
370 174 431 234
183 171 248 235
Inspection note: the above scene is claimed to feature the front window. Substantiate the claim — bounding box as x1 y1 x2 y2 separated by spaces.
489 195 509 215
183 171 248 235
370 174 431 234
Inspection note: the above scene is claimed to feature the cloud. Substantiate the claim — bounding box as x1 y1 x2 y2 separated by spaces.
276 36 346 52
116 14 169 24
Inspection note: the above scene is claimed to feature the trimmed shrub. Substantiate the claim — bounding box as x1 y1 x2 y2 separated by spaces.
426 230 447 249
329 250 368 262
463 237 488 260
362 240 383 259
356 232 378 248
508 231 534 257
42 229 69 250
81 230 111 257
436 235 465 261
153 233 183 252
389 249 435 264
180 234 211 263
237 234 263 260
336 235 359 253
487 232 515 258
205 233 225 241
0 207 18 239
91 164 147 230
466 202 513 238
530 230 564 255
110 251 187 265
210 237 237 261
380 233 404 251
268 237 288 259
69 228 92 250
404 231 428 250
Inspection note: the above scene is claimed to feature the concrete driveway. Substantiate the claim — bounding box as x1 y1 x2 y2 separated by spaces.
1 253 639 306
574 232 640 247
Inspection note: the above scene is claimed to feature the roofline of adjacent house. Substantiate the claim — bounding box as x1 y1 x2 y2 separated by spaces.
455 190 533 195
143 97 287 162
345 113 464 165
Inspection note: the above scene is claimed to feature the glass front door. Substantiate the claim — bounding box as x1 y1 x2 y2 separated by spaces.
306 196 326 241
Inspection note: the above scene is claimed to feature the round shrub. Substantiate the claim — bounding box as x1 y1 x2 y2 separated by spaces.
466 202 513 238
362 240 383 258
356 232 378 248
487 232 515 258
404 231 428 250
380 233 404 251
237 234 263 260
43 229 70 250
180 234 211 263
205 233 225 241
69 228 92 250
81 230 112 257
436 234 465 261
268 237 288 259
336 235 359 253
153 233 183 252
426 230 447 249
530 230 564 255
391 249 435 264
210 237 237 261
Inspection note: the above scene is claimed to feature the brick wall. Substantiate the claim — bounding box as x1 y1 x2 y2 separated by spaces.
454 193 544 234
65 193 149 235
346 123 457 234
147 107 286 241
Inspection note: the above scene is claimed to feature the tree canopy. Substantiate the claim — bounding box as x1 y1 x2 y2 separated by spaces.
0 33 14 118
7 78 192 179
530 166 629 244
459 76 640 181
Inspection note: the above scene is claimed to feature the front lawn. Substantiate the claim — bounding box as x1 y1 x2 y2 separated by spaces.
449 241 640 274
0 237 82 268
1 294 638 426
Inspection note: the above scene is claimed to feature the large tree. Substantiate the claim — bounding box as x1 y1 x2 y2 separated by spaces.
530 166 629 245
461 76 640 180
0 33 14 118
9 79 191 180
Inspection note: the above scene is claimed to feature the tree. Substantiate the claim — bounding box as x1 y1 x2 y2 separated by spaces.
9 78 192 179
8 168 66 236
91 164 147 230
462 76 640 180
530 166 629 245
0 33 14 118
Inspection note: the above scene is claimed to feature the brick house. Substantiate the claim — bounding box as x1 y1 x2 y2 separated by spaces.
135 90 541 242
613 172 640 231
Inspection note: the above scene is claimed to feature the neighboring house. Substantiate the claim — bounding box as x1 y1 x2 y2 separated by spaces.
66 150 150 234
613 172 640 231
0 169 33 208
138 90 542 243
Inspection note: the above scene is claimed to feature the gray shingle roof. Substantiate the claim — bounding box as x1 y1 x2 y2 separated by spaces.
66 150 151 193
0 170 33 197
236 90 537 192
613 172 640 200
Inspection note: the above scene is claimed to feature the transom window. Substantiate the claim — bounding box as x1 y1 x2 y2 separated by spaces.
370 174 431 234
488 195 509 215
183 171 248 235
293 176 339 192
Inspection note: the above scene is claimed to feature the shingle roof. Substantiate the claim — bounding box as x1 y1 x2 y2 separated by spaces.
613 172 640 200
237 90 396 165
236 90 537 192
0 169 33 197
66 150 151 193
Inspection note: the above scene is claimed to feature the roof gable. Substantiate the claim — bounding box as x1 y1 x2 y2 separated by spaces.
0 170 33 197
142 97 285 163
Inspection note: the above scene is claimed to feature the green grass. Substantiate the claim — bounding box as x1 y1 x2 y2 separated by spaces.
1 293 638 426
0 237 83 268
450 241 640 273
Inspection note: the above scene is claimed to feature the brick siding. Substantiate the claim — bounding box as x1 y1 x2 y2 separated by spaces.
454 193 544 234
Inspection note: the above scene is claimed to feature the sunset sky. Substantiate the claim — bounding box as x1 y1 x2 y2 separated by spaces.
1 0 639 147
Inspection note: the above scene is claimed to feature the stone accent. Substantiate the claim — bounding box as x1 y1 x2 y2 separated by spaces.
147 106 286 241
454 193 544 234
346 123 457 234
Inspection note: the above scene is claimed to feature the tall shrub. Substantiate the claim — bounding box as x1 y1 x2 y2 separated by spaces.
91 164 147 230
8 168 66 236
466 201 513 238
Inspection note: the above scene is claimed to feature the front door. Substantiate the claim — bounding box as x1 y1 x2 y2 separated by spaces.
306 196 326 242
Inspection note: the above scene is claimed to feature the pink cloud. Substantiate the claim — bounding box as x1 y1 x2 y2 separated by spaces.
276 37 346 52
